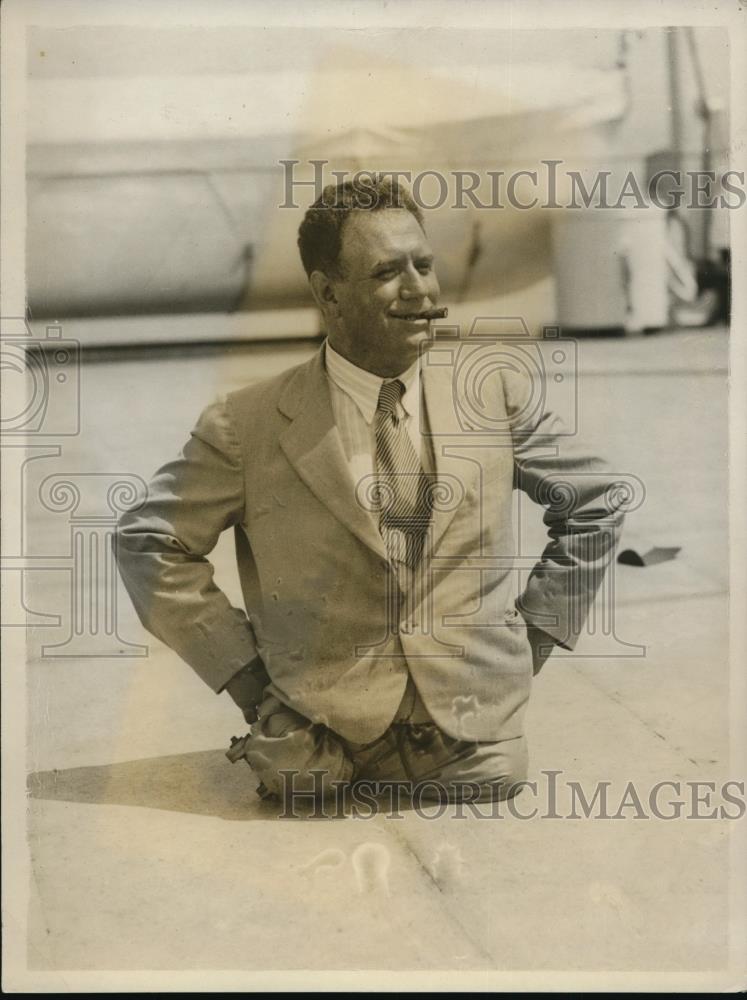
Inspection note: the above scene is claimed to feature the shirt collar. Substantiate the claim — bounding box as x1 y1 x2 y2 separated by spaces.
324 340 420 425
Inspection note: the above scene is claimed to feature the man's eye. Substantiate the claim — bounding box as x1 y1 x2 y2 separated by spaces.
417 261 432 274
375 269 398 281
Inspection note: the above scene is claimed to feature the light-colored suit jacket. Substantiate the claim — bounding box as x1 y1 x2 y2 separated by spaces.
115 341 624 744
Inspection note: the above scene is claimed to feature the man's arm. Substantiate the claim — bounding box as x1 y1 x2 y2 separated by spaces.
500 362 626 666
114 396 259 694
224 657 270 723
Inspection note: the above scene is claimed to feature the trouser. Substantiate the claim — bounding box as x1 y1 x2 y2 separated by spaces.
227 691 528 805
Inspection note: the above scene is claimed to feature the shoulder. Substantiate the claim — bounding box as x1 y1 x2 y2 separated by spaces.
226 356 308 413
209 346 323 447
226 347 320 418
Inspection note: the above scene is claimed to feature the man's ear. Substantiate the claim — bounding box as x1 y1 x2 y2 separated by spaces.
309 270 339 315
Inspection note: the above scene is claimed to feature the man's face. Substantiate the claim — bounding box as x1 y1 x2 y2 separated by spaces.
326 209 441 377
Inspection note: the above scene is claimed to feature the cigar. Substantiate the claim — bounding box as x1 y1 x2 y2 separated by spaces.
421 307 448 320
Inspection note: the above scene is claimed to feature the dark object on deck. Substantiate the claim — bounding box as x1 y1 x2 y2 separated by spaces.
617 544 682 567
695 251 730 325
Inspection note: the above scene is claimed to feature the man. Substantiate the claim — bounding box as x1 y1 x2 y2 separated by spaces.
115 175 624 807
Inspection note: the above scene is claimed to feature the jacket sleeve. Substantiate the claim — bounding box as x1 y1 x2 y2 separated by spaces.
500 363 626 651
113 395 259 692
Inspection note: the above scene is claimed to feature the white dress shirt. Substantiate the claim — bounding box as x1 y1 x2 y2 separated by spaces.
324 339 433 724
324 339 434 484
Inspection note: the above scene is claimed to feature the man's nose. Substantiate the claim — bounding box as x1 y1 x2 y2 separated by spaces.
400 265 429 300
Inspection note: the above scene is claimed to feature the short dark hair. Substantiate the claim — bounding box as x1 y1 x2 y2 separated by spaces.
297 174 425 279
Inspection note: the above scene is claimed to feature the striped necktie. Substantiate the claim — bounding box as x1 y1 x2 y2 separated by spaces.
374 378 434 568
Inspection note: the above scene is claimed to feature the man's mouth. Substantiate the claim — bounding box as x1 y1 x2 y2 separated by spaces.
391 312 429 322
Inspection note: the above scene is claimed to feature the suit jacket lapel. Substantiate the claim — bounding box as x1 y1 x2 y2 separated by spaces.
278 347 387 560
422 361 479 555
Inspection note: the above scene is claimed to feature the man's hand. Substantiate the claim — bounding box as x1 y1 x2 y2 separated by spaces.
224 657 268 724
